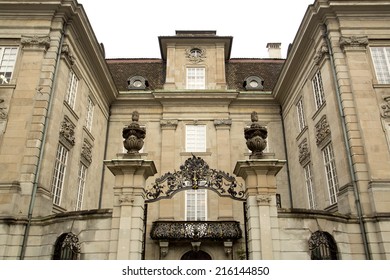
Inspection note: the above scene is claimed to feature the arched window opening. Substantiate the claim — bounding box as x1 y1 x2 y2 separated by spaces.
53 232 81 260
308 231 338 260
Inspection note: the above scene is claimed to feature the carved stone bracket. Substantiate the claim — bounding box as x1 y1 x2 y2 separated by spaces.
315 115 331 147
61 44 76 65
339 36 368 52
314 43 329 65
298 138 310 165
21 35 50 51
160 119 178 130
214 119 232 129
380 96 390 118
60 118 75 147
118 194 135 205
256 194 272 206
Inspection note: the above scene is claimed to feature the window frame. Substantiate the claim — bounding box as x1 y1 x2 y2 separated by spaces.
322 143 339 205
85 96 94 131
51 143 69 206
312 70 326 110
185 125 206 152
186 67 205 89
185 189 207 221
0 46 18 84
304 163 316 210
296 97 307 132
65 70 78 109
370 46 390 84
75 163 87 211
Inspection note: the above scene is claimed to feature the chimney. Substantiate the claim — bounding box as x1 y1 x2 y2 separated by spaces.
266 43 281 58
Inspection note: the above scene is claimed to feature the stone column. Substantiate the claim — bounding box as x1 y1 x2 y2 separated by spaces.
234 159 285 259
105 154 157 260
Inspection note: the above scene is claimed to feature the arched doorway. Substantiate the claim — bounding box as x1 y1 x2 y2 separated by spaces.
181 250 212 260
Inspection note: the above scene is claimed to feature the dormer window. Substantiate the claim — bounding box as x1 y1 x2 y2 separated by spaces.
127 75 148 90
244 76 264 90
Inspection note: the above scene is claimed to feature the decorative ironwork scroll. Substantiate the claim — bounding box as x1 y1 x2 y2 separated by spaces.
150 221 242 241
145 155 245 202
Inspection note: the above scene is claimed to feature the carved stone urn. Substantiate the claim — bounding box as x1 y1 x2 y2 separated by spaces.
244 111 268 159
122 111 146 153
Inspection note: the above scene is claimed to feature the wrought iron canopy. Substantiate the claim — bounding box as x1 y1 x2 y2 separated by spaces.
150 221 242 241
145 155 245 202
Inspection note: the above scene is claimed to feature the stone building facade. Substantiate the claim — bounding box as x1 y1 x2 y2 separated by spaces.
0 0 389 260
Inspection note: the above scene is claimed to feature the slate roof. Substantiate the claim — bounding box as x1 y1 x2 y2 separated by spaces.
106 58 284 92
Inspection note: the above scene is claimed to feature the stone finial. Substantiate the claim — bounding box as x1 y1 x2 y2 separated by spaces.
122 111 146 153
245 111 268 159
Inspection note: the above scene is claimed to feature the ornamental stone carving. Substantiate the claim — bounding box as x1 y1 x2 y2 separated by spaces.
314 43 329 65
160 119 178 130
339 36 368 52
244 111 268 159
257 194 272 205
185 47 206 64
315 115 331 146
81 140 93 164
122 111 146 153
119 194 134 205
380 96 390 118
214 119 232 128
0 99 7 119
298 138 310 165
60 118 75 147
61 44 76 65
21 35 50 51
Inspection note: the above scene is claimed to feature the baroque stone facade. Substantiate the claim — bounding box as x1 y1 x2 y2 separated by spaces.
0 0 390 261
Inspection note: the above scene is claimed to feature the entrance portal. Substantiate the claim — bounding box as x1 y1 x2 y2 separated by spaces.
181 250 212 260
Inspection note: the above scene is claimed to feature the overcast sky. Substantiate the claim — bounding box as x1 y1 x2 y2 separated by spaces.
78 0 314 59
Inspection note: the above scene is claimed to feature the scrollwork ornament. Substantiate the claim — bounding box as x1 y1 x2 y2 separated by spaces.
380 96 390 118
0 99 7 119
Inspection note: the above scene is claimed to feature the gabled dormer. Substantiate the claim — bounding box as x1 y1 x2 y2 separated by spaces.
159 30 232 90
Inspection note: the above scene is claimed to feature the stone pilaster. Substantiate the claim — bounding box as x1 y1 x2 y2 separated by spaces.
234 159 285 259
104 154 157 260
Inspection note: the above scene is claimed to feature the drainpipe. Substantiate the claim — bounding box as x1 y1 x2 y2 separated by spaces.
322 24 371 260
20 22 67 260
280 105 294 209
98 105 111 209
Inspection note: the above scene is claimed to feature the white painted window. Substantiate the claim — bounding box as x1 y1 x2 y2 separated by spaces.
186 125 206 152
185 189 206 221
65 71 78 109
52 144 69 206
304 164 316 209
322 143 339 205
371 47 390 84
312 71 326 110
85 97 94 131
186 67 205 89
296 98 306 132
75 163 87 211
0 47 18 84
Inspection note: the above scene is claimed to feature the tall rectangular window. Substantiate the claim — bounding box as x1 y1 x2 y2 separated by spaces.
322 143 339 205
52 144 69 206
186 67 205 89
65 71 78 109
0 47 18 84
296 98 306 132
75 163 87 211
186 125 206 152
312 71 326 110
304 164 316 209
185 189 206 221
85 97 94 131
370 47 390 84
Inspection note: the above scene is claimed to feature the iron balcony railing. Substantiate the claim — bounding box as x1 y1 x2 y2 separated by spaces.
150 220 242 241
